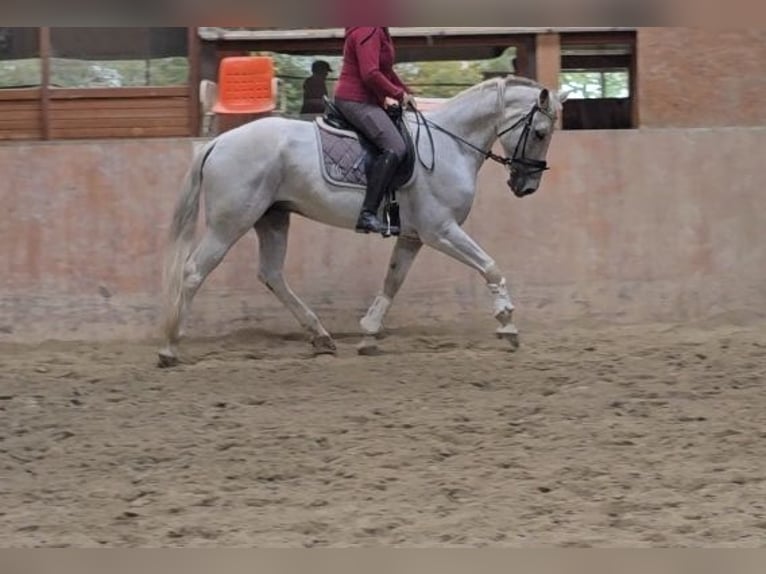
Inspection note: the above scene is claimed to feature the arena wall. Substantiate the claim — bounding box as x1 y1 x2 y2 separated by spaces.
637 28 766 128
1 127 764 342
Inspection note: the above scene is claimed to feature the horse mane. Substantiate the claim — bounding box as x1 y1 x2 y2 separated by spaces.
445 75 547 105
504 75 547 90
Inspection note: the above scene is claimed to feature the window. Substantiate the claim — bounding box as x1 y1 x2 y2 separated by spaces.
559 69 630 100
396 47 519 99
558 33 636 130
49 28 189 88
0 28 41 88
257 46 521 118
1 28 196 141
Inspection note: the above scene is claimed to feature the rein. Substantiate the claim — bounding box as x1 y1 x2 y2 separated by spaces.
406 80 554 177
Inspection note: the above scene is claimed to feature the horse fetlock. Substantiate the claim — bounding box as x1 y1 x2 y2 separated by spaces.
360 295 392 335
488 277 515 321
493 303 515 326
494 307 514 326
360 315 383 336
484 265 504 286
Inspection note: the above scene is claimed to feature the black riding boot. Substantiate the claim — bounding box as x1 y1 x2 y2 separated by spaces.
356 150 399 234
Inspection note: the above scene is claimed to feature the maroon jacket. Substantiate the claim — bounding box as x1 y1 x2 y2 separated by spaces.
334 27 409 106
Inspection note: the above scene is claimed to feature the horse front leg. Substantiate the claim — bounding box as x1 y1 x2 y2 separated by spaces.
421 222 519 350
358 235 423 355
487 275 519 348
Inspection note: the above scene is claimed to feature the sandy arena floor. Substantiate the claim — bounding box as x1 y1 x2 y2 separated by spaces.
1 319 765 547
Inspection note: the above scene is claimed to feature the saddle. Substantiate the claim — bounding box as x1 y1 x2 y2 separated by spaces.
315 96 416 195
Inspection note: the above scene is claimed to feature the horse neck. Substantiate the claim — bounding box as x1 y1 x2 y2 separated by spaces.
427 83 502 157
425 81 540 168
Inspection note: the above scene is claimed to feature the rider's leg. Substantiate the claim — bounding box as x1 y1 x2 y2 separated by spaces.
357 150 399 233
334 99 406 234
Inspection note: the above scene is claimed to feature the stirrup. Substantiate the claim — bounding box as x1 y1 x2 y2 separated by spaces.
381 202 401 238
381 219 400 238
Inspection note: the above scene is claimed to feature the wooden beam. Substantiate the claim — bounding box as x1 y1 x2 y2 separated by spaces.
40 27 51 140
210 33 534 60
0 89 41 101
535 33 562 129
535 33 561 89
559 31 636 47
561 54 633 70
514 36 536 78
631 35 640 128
49 86 188 99
187 26 201 137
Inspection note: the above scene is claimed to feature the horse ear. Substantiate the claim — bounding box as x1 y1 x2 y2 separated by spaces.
538 88 551 109
557 89 572 104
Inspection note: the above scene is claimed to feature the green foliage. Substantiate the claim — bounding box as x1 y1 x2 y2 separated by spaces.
0 57 188 88
559 70 630 99
395 61 483 98
1 48 630 111
264 47 518 116
0 58 41 87
396 48 517 98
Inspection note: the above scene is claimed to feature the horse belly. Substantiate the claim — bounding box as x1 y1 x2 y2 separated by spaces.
277 171 365 231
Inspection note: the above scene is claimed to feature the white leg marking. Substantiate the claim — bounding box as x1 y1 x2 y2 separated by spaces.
360 295 392 335
488 277 515 320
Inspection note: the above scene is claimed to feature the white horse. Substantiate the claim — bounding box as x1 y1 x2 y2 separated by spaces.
158 76 566 367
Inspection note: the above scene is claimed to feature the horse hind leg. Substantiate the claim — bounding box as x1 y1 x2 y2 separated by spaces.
158 227 247 367
255 208 336 356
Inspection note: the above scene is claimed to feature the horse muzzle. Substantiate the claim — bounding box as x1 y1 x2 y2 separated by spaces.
510 182 538 198
507 158 548 198
508 171 540 198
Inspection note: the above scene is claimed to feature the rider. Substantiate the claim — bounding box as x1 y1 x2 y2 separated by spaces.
333 27 415 234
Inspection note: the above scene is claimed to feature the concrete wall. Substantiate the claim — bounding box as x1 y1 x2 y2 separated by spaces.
637 28 766 127
2 128 765 343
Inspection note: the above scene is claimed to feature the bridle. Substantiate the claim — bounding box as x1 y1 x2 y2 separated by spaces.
496 105 554 178
408 78 555 181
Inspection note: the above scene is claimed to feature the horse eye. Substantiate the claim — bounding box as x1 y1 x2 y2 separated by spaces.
534 129 546 140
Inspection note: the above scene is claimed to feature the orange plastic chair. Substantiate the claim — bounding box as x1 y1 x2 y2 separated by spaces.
213 56 277 115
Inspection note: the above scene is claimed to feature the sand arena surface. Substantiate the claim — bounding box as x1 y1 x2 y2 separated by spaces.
1 319 765 547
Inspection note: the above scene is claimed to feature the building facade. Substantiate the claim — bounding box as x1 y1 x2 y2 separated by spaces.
1 27 763 141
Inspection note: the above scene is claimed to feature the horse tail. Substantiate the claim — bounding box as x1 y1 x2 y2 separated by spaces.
161 140 217 342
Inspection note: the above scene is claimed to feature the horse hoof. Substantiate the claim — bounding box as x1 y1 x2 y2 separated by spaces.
357 337 382 356
157 350 180 368
502 332 520 351
312 335 337 356
496 325 520 351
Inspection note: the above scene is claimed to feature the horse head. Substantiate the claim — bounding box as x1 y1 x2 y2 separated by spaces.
495 78 569 198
